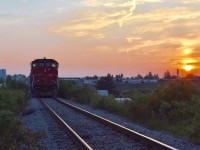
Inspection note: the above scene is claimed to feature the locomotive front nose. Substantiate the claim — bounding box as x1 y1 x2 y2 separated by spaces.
30 58 59 97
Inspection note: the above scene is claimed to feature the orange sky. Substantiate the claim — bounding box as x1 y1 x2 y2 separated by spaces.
0 0 200 77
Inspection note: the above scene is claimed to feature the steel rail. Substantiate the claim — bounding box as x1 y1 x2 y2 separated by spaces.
55 98 178 150
39 98 93 150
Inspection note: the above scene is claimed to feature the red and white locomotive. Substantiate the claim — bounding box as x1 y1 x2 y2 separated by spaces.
30 58 59 97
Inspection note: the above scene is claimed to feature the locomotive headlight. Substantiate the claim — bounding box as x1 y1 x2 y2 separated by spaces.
52 63 56 67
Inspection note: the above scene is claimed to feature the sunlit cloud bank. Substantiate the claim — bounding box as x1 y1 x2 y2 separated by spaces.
1 0 200 76
48 0 200 76
49 10 118 39
181 0 200 4
50 0 164 38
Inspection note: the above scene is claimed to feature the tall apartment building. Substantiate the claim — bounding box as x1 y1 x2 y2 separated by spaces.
0 69 6 82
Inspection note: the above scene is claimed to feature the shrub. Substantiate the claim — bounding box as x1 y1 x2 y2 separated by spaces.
0 88 27 114
0 110 43 149
0 85 43 149
129 81 200 143
58 80 78 98
6 80 28 92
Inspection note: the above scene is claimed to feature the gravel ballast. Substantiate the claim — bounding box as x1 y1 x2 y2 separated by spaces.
21 98 78 150
21 98 200 150
44 98 150 150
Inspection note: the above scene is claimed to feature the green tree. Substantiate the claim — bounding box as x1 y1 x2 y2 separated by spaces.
6 75 12 83
97 73 115 94
137 74 143 79
163 70 172 79
58 80 78 98
0 110 43 149
144 72 154 79
185 73 194 79
115 73 123 82
0 78 3 84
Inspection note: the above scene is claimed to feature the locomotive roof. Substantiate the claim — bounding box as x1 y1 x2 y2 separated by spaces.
31 58 58 64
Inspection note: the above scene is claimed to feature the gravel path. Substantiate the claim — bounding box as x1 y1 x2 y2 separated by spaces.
60 98 200 150
21 98 78 150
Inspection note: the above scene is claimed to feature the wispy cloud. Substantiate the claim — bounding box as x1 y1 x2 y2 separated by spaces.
81 0 131 8
49 10 124 39
181 0 200 4
119 0 136 27
20 0 28 3
50 0 168 38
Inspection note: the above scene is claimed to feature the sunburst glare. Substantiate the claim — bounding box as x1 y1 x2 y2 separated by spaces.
183 65 194 72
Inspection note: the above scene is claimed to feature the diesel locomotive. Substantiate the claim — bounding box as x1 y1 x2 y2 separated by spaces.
30 58 59 97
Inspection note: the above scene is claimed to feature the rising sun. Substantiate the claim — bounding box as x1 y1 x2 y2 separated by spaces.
183 65 194 71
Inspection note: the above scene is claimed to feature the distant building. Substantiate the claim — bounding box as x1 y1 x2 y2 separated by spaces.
121 78 157 84
0 69 6 82
59 77 80 81
115 98 132 103
177 69 180 79
97 90 108 96
83 79 98 85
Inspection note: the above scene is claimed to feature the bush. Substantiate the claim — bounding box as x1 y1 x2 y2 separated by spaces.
6 80 28 91
0 110 43 149
130 81 200 143
58 80 78 98
160 81 199 102
0 89 27 114
0 84 43 149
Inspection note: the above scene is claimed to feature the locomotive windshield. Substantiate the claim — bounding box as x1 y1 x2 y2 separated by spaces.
31 59 59 68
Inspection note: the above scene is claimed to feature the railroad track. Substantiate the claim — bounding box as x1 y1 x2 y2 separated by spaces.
40 98 177 150
40 98 92 150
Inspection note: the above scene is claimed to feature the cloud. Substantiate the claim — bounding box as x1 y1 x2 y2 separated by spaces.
93 46 113 52
126 36 142 43
171 57 200 69
49 10 126 39
119 0 136 27
50 4 200 39
20 0 28 3
181 0 200 3
82 0 163 7
0 15 30 26
81 0 163 28
47 0 200 75
81 0 131 8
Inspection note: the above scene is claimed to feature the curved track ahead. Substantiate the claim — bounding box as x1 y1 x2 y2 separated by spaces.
40 98 177 150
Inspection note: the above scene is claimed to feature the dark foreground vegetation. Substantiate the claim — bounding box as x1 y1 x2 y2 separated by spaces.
0 80 43 149
59 80 200 144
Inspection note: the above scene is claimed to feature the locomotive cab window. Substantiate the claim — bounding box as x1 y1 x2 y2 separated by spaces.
46 63 51 67
38 63 45 67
